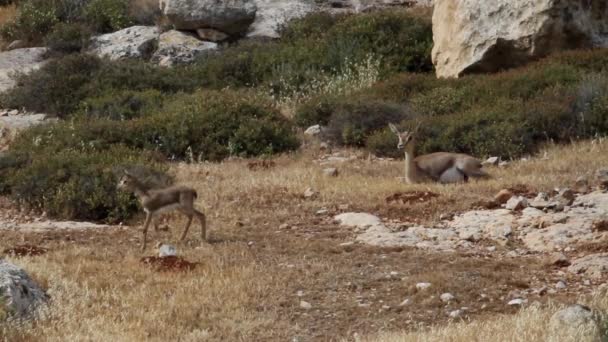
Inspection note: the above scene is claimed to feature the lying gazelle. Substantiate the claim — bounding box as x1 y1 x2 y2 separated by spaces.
388 123 488 184
117 171 207 251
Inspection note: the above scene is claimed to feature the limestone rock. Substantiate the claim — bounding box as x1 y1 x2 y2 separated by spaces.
0 260 48 320
151 30 217 66
0 48 47 93
334 213 381 228
597 169 608 188
304 125 322 136
158 244 177 257
89 26 158 61
549 305 600 340
568 253 608 279
506 196 528 211
163 0 257 36
248 0 316 39
432 0 608 78
574 176 590 194
547 253 571 267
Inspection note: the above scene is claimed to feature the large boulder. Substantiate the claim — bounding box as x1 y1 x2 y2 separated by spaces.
0 47 47 93
151 30 218 67
162 0 257 36
89 26 159 60
432 0 608 78
248 0 316 39
0 259 48 320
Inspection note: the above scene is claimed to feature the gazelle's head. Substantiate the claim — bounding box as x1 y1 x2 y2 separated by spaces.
389 123 417 150
117 171 137 191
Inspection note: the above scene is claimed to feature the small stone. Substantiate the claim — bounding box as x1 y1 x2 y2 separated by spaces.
323 168 339 177
195 28 229 42
508 298 527 306
303 187 317 199
300 301 312 310
279 223 289 230
547 253 571 267
399 298 411 306
482 156 500 166
530 192 550 209
555 280 567 289
556 188 575 205
506 196 528 211
315 209 329 215
247 241 255 247
584 280 591 286
494 189 514 204
416 282 432 291
449 309 462 318
158 244 177 257
339 241 355 247
574 176 590 193
304 125 322 136
440 293 455 302
296 290 304 297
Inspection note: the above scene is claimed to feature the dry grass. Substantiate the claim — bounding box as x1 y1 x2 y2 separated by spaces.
0 4 16 27
1 139 608 341
129 0 162 25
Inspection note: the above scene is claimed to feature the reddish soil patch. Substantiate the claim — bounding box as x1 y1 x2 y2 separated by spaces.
140 256 198 272
3 244 47 257
507 183 537 198
247 160 276 171
386 191 439 205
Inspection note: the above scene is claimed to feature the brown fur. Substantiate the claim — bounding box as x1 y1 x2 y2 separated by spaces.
117 172 207 251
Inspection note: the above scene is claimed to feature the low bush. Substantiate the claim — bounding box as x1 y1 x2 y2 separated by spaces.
76 89 167 120
84 0 131 33
0 146 167 222
0 0 58 43
44 21 92 54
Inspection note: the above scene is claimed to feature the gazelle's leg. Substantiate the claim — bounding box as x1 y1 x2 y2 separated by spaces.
194 209 207 241
180 213 194 241
153 217 160 232
142 213 153 251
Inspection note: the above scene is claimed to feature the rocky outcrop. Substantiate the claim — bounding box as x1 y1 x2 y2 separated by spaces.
89 26 159 61
248 0 316 39
432 0 608 78
0 109 54 151
0 48 47 93
162 0 257 36
0 260 48 320
151 30 217 67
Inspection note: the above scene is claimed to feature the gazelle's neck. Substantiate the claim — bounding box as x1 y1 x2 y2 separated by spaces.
131 178 151 199
403 142 418 184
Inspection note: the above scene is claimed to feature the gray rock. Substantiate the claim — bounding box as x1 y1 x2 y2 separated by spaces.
506 196 528 211
334 213 382 228
568 253 608 279
507 298 527 306
158 244 177 257
163 0 257 35
440 293 455 302
555 280 567 290
449 309 462 318
152 30 217 66
299 300 312 310
0 260 48 320
597 169 608 188
530 192 551 209
0 47 48 93
90 26 158 61
549 305 600 338
248 0 316 39
416 282 432 290
482 156 499 166
547 253 571 267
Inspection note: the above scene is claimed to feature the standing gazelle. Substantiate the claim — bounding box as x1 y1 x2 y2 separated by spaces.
388 123 488 184
117 171 207 251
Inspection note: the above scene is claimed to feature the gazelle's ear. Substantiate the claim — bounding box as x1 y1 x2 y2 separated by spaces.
414 120 422 133
388 123 399 134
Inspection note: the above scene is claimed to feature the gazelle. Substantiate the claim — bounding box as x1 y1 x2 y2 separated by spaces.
388 123 488 184
117 171 207 251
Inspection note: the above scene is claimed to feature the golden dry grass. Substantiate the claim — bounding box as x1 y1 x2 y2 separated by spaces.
0 4 16 27
1 139 608 341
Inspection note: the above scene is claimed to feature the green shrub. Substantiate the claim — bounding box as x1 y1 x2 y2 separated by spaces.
76 89 167 120
84 0 132 33
0 146 167 222
0 0 59 43
1 54 102 116
294 95 338 128
324 100 409 146
44 22 92 54
366 128 402 158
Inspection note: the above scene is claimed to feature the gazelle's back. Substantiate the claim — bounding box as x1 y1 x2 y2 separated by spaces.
415 152 484 181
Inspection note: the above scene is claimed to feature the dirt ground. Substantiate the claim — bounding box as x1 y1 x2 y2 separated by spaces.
2 140 608 341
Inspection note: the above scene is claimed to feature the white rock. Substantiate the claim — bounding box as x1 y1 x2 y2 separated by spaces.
508 298 527 306
0 260 48 319
482 156 499 166
334 213 382 229
89 26 159 61
0 47 48 93
432 0 608 78
304 124 322 136
416 282 432 291
549 304 600 339
158 244 177 257
299 300 312 310
440 293 455 302
399 298 411 306
568 253 608 279
555 280 567 290
449 309 462 318
248 0 315 38
506 196 528 211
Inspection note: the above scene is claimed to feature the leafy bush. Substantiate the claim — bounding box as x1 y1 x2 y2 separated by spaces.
84 0 131 33
44 21 92 54
366 128 402 158
324 100 409 146
76 89 167 120
0 0 58 43
0 146 167 222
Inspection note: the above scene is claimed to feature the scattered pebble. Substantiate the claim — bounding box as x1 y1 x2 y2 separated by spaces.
449 309 463 318
508 298 527 306
440 293 455 302
416 282 432 291
556 280 567 290
300 301 312 310
399 299 411 306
